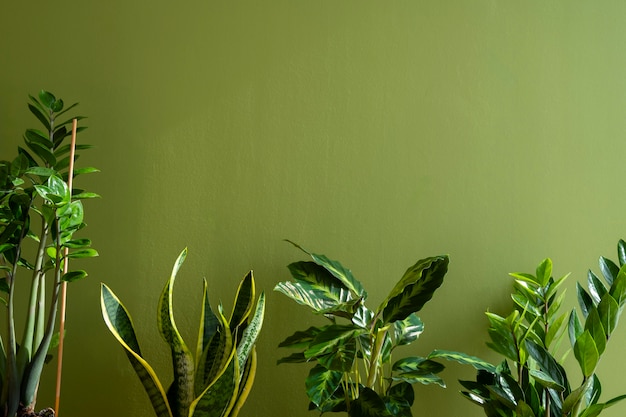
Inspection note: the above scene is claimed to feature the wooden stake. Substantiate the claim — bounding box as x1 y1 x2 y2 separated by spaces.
54 118 78 416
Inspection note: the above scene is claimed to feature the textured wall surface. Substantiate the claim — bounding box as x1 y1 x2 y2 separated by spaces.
2 1 626 416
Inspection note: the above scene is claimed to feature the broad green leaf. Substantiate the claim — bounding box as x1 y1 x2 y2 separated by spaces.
66 249 98 259
515 401 536 417
563 377 594 415
304 325 359 362
524 339 567 387
157 248 195 416
545 312 567 349
597 293 619 337
24 129 52 148
485 312 518 362
428 350 496 372
618 240 626 267
577 282 594 318
535 258 552 286
568 309 583 349
349 387 392 417
393 313 423 346
383 382 414 417
25 140 56 167
305 364 342 407
609 266 626 306
27 103 50 131
378 255 448 324
599 256 619 287
529 369 565 391
100 284 172 417
286 240 366 298
584 309 606 355
278 326 324 349
587 271 607 305
574 331 599 378
24 167 55 178
62 238 91 249
38 90 56 108
352 305 374 329
61 270 87 282
392 372 445 387
287 260 354 306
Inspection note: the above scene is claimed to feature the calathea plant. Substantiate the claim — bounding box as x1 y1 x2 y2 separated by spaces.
274 241 487 417
101 248 265 417
459 240 626 417
0 91 98 417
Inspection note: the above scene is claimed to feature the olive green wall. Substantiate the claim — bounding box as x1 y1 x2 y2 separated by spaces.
3 1 626 416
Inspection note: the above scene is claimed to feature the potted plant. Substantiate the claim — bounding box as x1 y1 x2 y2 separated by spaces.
101 247 265 417
458 240 626 417
0 91 99 416
274 240 487 417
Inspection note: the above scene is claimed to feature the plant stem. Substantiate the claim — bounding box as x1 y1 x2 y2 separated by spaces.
366 326 388 388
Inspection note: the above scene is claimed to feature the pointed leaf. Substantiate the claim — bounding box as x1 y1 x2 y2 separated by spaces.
428 350 496 372
305 364 342 407
100 284 172 417
379 255 448 324
229 271 254 329
190 349 239 417
574 331 599 378
393 313 424 346
599 256 619 286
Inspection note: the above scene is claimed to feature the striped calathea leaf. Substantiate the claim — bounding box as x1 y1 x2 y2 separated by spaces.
101 248 265 417
459 240 626 417
275 241 481 416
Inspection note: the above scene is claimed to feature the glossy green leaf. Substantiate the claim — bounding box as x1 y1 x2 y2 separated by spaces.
349 387 392 417
597 293 619 338
618 240 626 267
378 255 448 324
383 382 413 417
599 256 619 287
305 364 342 407
609 266 626 306
27 104 50 131
304 325 359 361
428 350 496 372
584 308 606 355
588 271 607 305
568 309 583 350
524 339 566 387
536 258 552 286
278 326 323 349
61 270 87 282
100 284 172 417
38 90 56 108
515 401 536 417
66 248 98 259
577 282 594 318
574 331 599 378
286 240 366 298
529 369 565 391
393 313 423 346
25 140 56 167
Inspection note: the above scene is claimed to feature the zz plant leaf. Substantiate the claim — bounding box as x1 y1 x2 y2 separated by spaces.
0 91 98 417
101 248 265 417
459 240 626 417
275 241 485 417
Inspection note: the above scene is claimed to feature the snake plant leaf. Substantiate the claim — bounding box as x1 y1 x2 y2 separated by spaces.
229 271 254 330
574 330 599 378
195 306 233 397
378 255 448 324
196 279 219 375
428 350 496 372
588 271 607 305
349 387 391 417
190 349 239 417
305 364 343 407
236 291 265 371
599 257 619 287
100 283 172 417
229 347 257 417
285 240 366 299
157 248 195 417
383 382 414 417
393 313 423 346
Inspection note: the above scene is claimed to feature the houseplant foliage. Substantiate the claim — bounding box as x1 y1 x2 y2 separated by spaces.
0 91 98 416
101 248 265 417
274 241 488 417
460 240 626 417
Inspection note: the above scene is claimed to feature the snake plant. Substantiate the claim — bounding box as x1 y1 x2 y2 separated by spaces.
460 240 626 417
274 241 487 417
0 91 98 416
101 248 265 417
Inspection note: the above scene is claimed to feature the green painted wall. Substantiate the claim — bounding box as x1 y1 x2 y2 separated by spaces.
3 1 626 416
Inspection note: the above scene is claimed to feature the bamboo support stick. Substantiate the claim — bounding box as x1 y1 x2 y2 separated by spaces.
54 118 78 416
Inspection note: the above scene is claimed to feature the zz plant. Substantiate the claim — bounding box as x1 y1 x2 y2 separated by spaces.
101 248 265 417
460 240 626 417
274 241 486 417
0 91 98 416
